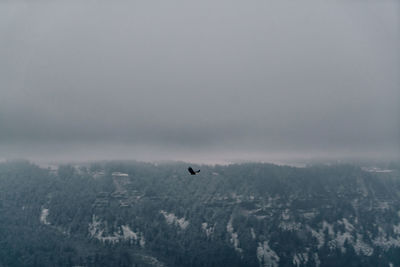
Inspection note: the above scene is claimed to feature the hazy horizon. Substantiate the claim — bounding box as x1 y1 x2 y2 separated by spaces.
1 1 399 164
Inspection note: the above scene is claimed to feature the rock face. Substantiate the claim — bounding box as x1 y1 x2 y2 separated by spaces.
1 161 400 266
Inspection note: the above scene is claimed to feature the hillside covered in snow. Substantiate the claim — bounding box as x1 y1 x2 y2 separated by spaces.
0 160 399 266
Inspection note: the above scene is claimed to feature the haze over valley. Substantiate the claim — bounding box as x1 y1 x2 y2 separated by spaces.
1 1 399 266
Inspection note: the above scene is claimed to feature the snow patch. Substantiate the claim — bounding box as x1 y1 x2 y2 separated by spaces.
339 218 354 232
308 226 324 249
281 209 290 220
362 167 393 173
394 224 400 235
201 222 214 238
373 229 400 250
329 231 353 253
112 172 129 177
309 219 373 256
378 201 390 210
160 210 189 230
122 225 138 240
313 253 320 267
251 228 256 239
257 241 279 267
354 234 374 256
88 215 145 247
227 217 243 253
40 208 50 225
302 211 316 220
279 221 301 231
293 253 308 267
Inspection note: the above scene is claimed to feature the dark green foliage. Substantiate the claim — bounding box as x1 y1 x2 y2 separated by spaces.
0 160 399 266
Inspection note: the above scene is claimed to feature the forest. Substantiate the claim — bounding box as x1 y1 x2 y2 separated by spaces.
0 160 399 266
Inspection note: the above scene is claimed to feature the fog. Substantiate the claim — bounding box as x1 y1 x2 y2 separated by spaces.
1 0 399 163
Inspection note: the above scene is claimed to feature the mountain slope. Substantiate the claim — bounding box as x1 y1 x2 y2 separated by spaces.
0 161 399 266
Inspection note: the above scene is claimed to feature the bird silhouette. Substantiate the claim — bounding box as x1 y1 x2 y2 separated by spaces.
188 167 200 175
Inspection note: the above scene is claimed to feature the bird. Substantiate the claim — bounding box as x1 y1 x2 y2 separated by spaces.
188 167 200 175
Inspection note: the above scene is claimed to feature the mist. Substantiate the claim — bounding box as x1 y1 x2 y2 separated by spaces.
1 0 399 163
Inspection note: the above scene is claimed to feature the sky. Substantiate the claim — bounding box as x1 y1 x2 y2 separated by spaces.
0 0 399 164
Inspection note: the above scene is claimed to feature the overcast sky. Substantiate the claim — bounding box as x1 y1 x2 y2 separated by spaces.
0 0 399 163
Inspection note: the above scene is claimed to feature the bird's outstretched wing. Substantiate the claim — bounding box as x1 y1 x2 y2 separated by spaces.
188 167 195 175
188 167 199 175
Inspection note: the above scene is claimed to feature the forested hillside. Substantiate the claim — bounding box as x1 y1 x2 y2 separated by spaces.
0 160 399 266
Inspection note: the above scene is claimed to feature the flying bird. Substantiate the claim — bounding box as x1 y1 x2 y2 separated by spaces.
188 167 200 175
